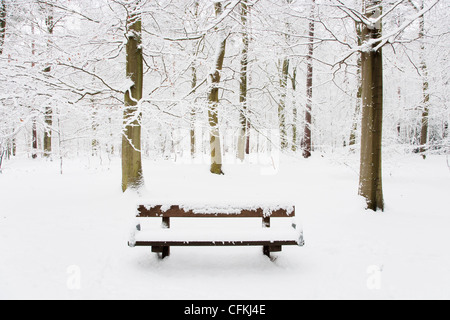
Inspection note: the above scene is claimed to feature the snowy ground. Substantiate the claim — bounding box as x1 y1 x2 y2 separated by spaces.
0 153 449 300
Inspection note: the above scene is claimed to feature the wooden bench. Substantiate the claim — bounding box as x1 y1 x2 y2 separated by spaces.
128 205 304 259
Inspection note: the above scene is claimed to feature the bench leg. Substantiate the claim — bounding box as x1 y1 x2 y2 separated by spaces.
263 245 282 259
152 246 171 259
162 246 170 259
263 246 271 258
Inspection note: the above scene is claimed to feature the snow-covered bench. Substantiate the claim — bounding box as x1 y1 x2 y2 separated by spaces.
128 204 304 259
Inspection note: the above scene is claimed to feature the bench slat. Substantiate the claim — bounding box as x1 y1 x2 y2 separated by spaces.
137 205 295 218
132 240 299 247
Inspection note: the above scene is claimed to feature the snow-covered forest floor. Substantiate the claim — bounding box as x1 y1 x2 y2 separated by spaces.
0 153 449 300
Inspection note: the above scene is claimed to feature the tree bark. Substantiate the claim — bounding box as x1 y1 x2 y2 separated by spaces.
359 0 384 212
208 2 226 175
122 5 144 192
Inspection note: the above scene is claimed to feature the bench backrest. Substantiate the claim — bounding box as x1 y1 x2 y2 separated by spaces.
137 205 295 218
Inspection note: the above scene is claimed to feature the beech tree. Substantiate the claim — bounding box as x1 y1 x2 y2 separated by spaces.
358 0 384 211
208 0 230 175
330 0 441 211
122 1 144 192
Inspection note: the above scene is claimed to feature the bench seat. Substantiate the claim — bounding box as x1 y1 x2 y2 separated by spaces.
131 228 302 246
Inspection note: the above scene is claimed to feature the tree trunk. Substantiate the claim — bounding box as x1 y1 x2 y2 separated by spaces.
397 87 402 141
303 0 315 158
443 121 448 140
122 6 144 192
92 107 99 157
359 0 384 212
43 10 54 158
278 58 289 151
31 23 37 159
11 137 16 157
190 1 199 159
291 68 298 152
350 20 363 148
43 106 52 157
418 1 429 159
190 66 197 158
0 0 6 55
32 120 38 159
208 2 226 175
237 0 249 161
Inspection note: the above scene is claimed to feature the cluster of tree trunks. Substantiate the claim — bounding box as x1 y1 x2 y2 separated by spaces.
0 0 436 215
